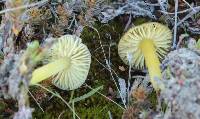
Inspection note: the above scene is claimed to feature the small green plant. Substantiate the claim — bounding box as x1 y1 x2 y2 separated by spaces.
196 38 200 49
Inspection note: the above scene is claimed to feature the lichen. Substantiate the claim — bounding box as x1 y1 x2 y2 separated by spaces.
161 48 200 119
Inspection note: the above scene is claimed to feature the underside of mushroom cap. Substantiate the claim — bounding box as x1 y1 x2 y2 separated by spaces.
118 22 172 69
48 35 91 90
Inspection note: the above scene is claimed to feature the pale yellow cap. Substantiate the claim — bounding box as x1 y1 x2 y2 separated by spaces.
118 22 172 69
47 35 91 90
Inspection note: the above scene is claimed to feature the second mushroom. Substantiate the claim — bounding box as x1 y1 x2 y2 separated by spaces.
30 35 91 90
118 22 172 90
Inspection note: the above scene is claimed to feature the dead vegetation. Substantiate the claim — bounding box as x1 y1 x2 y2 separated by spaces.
0 0 200 119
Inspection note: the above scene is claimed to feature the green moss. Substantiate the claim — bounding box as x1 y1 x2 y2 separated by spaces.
0 101 7 112
133 17 150 25
32 92 123 118
31 17 161 118
148 91 158 110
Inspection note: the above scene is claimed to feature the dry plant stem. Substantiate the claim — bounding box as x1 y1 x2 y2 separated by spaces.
104 44 127 108
34 84 80 119
93 57 128 109
173 0 178 49
58 111 65 119
127 61 132 104
30 58 70 85
0 0 48 15
139 39 161 90
93 55 127 98
160 6 200 15
88 26 127 108
176 8 200 27
158 0 174 24
93 57 119 79
182 0 196 12
108 111 113 119
28 90 44 112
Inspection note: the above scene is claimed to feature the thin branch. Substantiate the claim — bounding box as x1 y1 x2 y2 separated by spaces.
176 8 200 27
173 0 178 49
160 6 200 15
85 25 127 108
0 0 48 15
182 0 196 12
28 90 44 112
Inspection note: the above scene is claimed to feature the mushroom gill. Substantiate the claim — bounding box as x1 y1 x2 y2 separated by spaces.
31 35 91 90
118 22 172 90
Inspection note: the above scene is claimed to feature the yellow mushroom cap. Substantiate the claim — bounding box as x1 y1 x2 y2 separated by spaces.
47 35 91 90
118 22 172 69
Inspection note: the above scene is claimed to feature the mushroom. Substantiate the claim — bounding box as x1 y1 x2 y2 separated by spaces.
30 35 91 90
118 22 172 90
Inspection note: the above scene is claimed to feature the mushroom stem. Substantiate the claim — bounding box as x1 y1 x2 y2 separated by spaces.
139 39 161 90
30 57 70 85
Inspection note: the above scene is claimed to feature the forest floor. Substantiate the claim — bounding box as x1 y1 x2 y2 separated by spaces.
0 0 200 119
